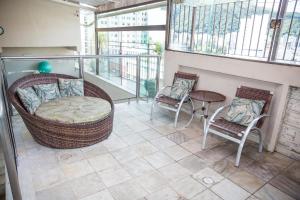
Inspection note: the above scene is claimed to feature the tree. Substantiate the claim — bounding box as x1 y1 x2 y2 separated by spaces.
154 42 163 55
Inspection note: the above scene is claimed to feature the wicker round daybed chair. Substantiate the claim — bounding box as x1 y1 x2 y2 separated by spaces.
8 73 114 149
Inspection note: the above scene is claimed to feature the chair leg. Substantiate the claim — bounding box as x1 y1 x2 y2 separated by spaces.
174 108 180 128
256 129 263 153
235 142 245 167
150 101 155 121
202 125 209 150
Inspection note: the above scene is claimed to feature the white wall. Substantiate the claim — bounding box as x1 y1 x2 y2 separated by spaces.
0 0 80 50
164 50 300 152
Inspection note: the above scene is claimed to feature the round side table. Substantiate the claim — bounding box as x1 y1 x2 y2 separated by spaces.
190 90 226 132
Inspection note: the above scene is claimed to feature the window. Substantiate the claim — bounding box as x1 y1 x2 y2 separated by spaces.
168 0 300 65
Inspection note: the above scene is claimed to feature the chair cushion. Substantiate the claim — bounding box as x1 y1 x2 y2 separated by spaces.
35 96 111 124
33 83 61 102
169 78 195 100
17 87 41 114
58 78 84 97
224 97 265 126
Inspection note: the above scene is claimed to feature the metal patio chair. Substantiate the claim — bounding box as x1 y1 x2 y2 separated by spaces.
150 71 199 128
202 86 273 167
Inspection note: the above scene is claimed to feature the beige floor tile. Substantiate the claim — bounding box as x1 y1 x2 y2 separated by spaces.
109 179 148 200
196 143 235 165
159 163 191 181
36 182 76 200
178 155 206 173
170 176 206 199
284 161 300 183
144 151 175 169
180 139 203 153
152 124 177 136
32 167 65 192
134 171 168 193
125 118 150 132
137 129 162 140
166 132 190 144
149 136 176 149
245 161 280 182
163 145 192 161
131 142 159 157
190 189 222 200
211 179 251 200
69 172 106 198
122 158 154 177
102 136 128 152
255 184 295 200
61 160 94 180
56 149 84 164
80 189 114 200
269 174 300 200
111 146 140 163
88 153 120 171
81 143 108 159
120 134 146 146
226 154 254 169
144 186 179 200
213 159 239 177
229 170 265 193
98 168 132 187
192 167 224 188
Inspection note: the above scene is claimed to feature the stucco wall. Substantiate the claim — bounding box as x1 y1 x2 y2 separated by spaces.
0 0 81 50
164 50 300 152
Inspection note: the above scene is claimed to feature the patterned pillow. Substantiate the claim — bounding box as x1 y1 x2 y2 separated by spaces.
16 87 41 114
169 78 195 100
58 78 84 97
33 83 61 102
224 97 265 126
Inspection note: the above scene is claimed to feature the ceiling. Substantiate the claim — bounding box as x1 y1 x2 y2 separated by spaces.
75 0 116 7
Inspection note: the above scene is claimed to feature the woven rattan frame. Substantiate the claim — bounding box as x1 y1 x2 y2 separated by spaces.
8 73 114 149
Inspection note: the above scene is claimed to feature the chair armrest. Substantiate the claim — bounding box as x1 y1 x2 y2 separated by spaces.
208 105 230 123
244 114 271 134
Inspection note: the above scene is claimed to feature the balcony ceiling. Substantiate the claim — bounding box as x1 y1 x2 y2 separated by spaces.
76 0 116 7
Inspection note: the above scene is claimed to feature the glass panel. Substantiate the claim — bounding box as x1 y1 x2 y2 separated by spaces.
275 0 300 64
97 6 166 28
168 0 289 62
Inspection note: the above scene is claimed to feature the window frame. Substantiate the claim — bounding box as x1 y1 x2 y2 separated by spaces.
165 0 300 67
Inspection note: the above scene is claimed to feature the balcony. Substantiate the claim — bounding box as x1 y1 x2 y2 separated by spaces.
0 0 300 200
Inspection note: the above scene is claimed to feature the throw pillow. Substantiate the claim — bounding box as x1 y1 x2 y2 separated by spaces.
33 83 61 102
169 78 195 100
58 78 84 97
16 87 41 114
224 97 265 126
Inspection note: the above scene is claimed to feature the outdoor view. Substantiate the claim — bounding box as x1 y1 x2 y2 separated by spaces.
169 0 300 63
80 5 167 98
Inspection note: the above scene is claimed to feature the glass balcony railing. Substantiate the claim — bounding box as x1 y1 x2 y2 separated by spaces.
0 55 163 102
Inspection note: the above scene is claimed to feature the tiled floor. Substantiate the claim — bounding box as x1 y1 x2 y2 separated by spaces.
13 101 299 200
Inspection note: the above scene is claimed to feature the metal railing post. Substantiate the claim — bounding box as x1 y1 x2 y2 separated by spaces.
268 0 289 61
78 57 84 79
156 56 161 95
136 56 141 102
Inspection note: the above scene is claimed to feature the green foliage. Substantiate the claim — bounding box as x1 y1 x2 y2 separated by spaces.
154 42 163 55
281 13 300 37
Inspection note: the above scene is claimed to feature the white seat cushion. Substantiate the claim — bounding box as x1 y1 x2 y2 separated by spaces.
35 96 111 124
